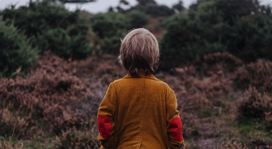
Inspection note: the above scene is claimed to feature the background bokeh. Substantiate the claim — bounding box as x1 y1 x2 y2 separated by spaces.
0 0 272 148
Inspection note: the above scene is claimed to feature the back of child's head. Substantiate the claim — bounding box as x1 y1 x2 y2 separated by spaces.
119 28 160 77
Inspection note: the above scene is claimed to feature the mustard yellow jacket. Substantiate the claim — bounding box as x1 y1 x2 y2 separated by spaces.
97 72 185 149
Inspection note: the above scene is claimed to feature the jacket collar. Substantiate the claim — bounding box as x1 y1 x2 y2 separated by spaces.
124 71 159 81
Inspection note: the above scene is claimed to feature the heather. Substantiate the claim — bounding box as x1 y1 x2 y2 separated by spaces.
0 52 126 148
1 0 272 148
2 51 272 148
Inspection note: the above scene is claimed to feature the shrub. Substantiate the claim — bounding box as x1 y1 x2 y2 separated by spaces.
196 73 231 100
0 17 37 77
160 0 272 62
237 86 271 120
160 14 210 60
265 110 272 129
101 36 122 55
161 67 231 137
193 52 243 76
0 52 128 146
55 126 100 149
234 59 272 91
0 109 30 139
91 13 128 39
125 10 150 29
217 140 248 149
0 0 91 59
128 4 175 17
172 0 185 12
164 65 231 104
174 66 231 100
0 51 127 138
91 13 128 54
136 0 157 6
180 112 198 138
0 137 24 149
0 52 90 135
36 27 92 59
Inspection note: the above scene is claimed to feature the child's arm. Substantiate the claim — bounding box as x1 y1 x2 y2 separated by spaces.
97 83 116 149
167 90 185 149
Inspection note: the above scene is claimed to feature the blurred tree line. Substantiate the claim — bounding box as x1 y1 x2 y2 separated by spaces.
0 0 92 77
161 0 272 62
49 0 96 3
1 0 272 77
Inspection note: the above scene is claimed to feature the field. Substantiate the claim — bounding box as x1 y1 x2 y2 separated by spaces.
1 0 272 148
1 51 272 148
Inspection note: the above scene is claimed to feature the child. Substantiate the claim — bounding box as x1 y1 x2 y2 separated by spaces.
97 28 185 149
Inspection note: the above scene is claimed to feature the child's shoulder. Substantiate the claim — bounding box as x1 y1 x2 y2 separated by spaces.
111 76 173 91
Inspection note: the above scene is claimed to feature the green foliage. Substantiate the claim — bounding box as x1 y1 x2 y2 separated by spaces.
125 10 150 29
127 0 175 17
49 0 96 3
136 0 157 6
0 18 37 77
0 0 91 60
101 36 122 55
129 4 175 17
91 13 128 54
236 119 266 136
91 13 128 38
37 26 92 59
172 0 185 12
161 0 272 61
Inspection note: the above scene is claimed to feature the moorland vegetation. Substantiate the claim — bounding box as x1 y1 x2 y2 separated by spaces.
0 0 272 148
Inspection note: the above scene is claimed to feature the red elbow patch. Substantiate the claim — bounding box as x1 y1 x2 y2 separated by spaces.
98 115 112 139
169 117 183 142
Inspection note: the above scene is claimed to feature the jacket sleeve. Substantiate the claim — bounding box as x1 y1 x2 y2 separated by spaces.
97 83 116 149
166 90 185 149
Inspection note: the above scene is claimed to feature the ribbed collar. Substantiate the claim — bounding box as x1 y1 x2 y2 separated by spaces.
124 71 159 81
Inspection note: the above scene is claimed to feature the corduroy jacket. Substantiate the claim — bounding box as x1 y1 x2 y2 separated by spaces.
97 71 185 149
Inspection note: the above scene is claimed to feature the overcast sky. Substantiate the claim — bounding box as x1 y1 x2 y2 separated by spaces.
0 0 272 13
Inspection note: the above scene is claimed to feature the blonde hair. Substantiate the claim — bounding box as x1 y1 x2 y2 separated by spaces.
119 28 160 77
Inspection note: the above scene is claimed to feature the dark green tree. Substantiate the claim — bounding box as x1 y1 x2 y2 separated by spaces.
48 0 96 3
0 0 92 60
0 17 37 77
127 4 174 17
91 13 128 39
91 11 150 55
161 0 272 62
136 0 156 6
119 0 174 17
125 10 150 29
91 13 128 54
119 0 130 6
172 0 185 12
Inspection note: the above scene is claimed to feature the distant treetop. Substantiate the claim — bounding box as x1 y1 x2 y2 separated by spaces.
136 0 157 6
48 0 96 3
